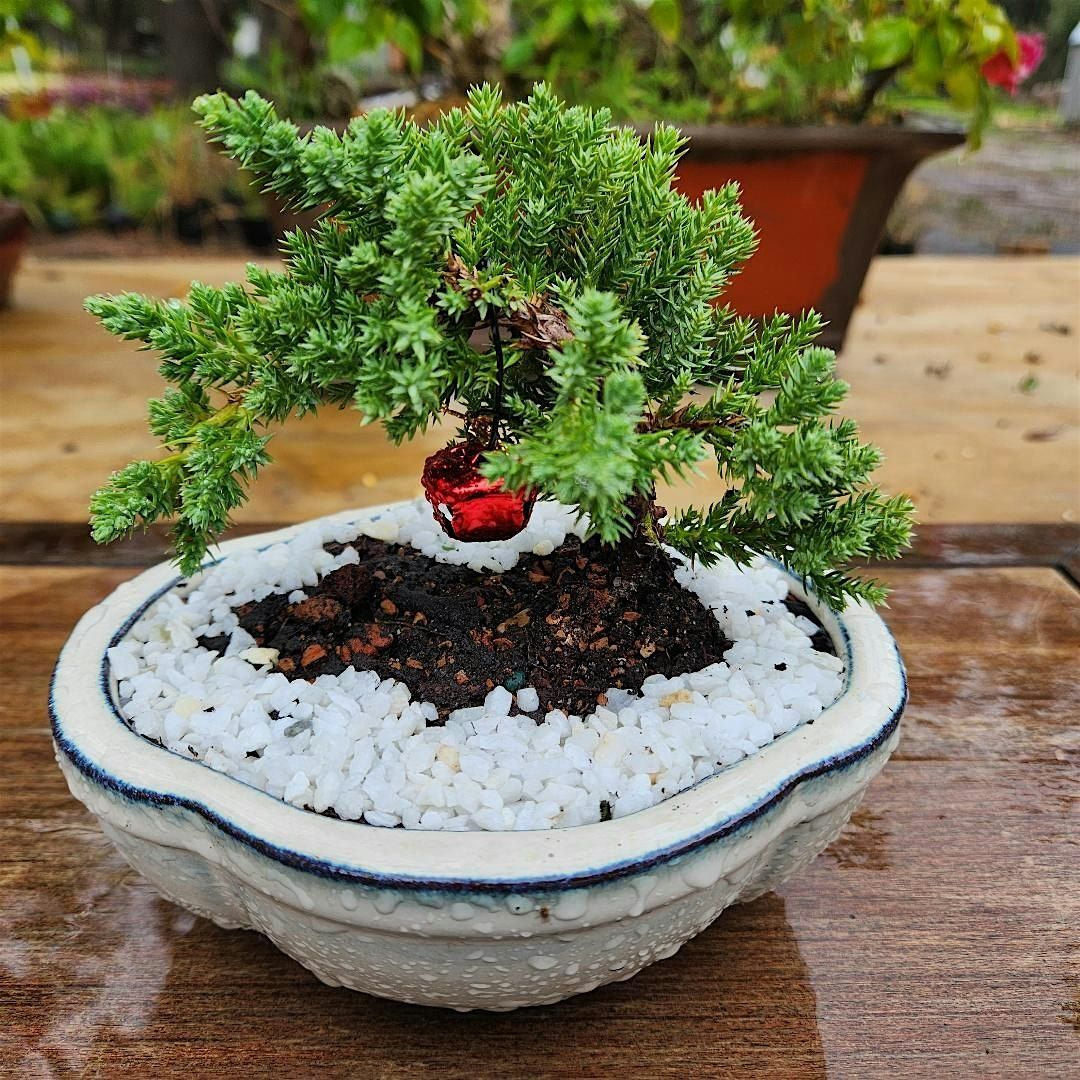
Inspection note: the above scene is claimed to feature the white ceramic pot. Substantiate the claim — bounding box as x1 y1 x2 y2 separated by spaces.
51 504 906 1011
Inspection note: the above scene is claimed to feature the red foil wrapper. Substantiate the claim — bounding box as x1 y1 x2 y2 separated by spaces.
421 441 535 542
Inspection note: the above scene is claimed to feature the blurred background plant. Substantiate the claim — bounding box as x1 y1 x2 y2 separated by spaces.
506 0 1045 143
0 0 1073 255
0 104 266 242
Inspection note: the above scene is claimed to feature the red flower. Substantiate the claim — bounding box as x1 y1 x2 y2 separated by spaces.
981 32 1045 96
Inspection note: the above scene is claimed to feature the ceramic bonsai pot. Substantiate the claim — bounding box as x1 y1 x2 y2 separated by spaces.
666 125 965 350
51 504 906 1011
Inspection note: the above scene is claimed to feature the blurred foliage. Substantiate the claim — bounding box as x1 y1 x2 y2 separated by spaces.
251 0 1031 139
506 0 1023 140
0 104 261 232
224 41 350 120
0 0 1052 240
3 0 1047 138
0 0 72 66
1039 0 1080 79
223 0 511 118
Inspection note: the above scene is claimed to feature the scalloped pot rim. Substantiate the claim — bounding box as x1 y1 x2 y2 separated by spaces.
50 502 907 895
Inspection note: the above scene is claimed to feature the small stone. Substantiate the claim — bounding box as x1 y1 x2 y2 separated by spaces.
300 644 327 667
238 646 280 667
283 771 309 802
484 686 513 716
289 596 343 623
173 695 202 719
436 745 460 771
659 689 694 708
496 609 530 631
351 624 393 654
516 687 540 712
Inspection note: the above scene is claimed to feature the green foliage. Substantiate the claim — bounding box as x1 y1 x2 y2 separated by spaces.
1039 0 1080 81
232 0 1019 139
1 0 72 68
86 85 913 604
0 105 254 231
509 0 1022 142
227 0 508 119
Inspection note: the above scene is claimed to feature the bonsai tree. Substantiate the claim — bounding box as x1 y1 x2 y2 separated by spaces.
85 84 913 608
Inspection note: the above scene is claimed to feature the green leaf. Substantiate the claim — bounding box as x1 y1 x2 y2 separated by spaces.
503 34 537 71
911 32 944 88
326 17 377 64
391 17 425 73
937 17 965 61
645 0 682 43
944 64 981 109
863 17 916 70
977 19 1009 57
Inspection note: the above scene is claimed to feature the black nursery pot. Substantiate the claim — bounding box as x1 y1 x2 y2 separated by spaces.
173 201 211 245
238 216 275 252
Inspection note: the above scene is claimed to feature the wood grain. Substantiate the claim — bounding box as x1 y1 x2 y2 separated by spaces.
2 563 1077 1077
1 519 1076 569
2 256 1078 528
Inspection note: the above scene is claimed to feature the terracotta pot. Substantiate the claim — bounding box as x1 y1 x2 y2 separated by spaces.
665 125 965 350
0 201 30 311
51 502 906 1011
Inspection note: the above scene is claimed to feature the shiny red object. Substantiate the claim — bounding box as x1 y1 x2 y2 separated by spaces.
421 441 535 542
981 32 1045 96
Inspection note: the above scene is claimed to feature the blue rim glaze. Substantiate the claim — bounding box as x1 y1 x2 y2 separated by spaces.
50 550 907 896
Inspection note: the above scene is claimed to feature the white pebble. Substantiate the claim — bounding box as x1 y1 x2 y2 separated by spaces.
110 498 844 834
516 687 540 712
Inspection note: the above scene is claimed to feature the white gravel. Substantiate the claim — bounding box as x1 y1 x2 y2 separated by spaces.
108 500 845 831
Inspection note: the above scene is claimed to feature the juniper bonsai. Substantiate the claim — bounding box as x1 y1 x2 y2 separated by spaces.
85 83 913 606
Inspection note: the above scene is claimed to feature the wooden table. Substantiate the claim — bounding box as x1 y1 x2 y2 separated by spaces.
2 256 1079 1076
1 255 1078 527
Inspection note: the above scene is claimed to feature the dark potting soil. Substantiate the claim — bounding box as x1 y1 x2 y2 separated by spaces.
199 535 833 719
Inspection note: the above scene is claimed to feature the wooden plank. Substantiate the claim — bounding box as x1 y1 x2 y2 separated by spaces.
2 520 1077 573
0 521 280 568
1 564 1077 1075
1 256 1078 527
0 567 135 725
875 521 1080 569
837 256 1080 526
875 566 1080 765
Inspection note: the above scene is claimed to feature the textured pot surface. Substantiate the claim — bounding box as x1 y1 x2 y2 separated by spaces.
51 504 907 1010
